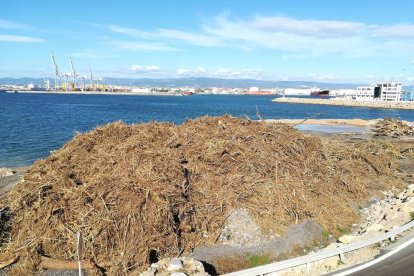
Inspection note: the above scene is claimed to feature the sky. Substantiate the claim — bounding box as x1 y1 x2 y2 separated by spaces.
2 0 414 84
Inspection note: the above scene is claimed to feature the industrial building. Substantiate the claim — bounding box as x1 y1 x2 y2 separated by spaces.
355 86 375 101
355 82 402 102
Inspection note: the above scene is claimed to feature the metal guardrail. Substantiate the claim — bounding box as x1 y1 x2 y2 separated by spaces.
223 220 414 276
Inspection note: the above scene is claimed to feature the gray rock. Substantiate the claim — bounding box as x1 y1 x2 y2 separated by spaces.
167 258 183 272
0 167 13 178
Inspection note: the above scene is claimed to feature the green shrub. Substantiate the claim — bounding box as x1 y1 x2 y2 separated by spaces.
247 254 270 267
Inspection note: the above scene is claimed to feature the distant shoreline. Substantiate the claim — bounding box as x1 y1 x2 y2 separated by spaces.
273 97 414 110
2 90 183 96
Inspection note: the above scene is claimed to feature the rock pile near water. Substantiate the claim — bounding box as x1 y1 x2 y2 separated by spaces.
0 116 405 275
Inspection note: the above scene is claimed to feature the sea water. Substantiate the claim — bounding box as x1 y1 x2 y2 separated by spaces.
1 93 414 167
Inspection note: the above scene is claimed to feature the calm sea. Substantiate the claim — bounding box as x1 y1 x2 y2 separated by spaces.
1 92 414 167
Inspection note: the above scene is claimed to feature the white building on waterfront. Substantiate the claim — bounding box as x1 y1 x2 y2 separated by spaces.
355 86 375 101
131 87 151 93
377 82 402 101
249 87 260 92
354 82 402 102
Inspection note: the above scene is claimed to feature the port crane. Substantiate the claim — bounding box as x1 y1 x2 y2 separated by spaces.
49 52 104 92
88 63 105 91
68 58 79 91
50 51 61 91
40 71 51 90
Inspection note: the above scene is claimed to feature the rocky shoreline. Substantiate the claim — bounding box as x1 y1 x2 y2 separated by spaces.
273 97 414 110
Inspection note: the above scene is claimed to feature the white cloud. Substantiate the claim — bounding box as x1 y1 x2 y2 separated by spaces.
371 24 414 38
130 65 161 72
177 68 190 75
157 29 222 46
177 67 207 76
309 74 338 81
196 67 206 74
0 34 44 42
109 24 155 39
251 16 364 37
176 67 264 78
112 41 178 51
201 14 378 56
214 68 234 77
109 24 223 47
0 19 30 29
71 50 118 59
105 14 414 65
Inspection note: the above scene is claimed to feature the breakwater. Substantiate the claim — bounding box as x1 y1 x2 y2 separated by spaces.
273 97 414 110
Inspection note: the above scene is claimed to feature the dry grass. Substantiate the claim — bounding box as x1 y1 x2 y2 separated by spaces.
0 115 405 275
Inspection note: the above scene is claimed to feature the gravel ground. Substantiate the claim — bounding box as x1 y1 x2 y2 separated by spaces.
191 220 324 264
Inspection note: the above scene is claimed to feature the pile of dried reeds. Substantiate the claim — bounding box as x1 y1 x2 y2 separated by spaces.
372 118 414 137
0 116 403 275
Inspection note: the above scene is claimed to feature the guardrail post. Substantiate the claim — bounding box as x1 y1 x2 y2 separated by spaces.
339 252 346 263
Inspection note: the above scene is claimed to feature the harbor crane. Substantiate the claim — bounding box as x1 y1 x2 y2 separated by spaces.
40 71 51 90
70 58 78 85
49 52 103 92
88 63 104 91
50 51 61 91
88 63 94 86
69 57 78 91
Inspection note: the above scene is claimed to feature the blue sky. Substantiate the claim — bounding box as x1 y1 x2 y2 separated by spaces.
2 0 414 83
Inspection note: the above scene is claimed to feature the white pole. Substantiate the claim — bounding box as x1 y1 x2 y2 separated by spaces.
76 231 83 276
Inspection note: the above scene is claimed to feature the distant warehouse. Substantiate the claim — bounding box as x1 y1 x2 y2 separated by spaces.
355 82 402 102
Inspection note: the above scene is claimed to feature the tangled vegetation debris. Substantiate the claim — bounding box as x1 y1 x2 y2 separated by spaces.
0 116 405 275
372 118 414 138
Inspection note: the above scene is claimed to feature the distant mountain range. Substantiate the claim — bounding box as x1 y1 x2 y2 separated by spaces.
0 77 394 89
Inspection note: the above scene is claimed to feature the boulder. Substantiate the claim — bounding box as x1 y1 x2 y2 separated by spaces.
366 223 384 233
140 257 210 276
338 235 355 244
0 167 13 178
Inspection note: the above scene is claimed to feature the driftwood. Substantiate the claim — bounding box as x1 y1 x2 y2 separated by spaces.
292 112 324 127
0 256 19 269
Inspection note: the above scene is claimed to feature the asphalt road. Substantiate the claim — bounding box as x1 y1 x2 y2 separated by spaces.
345 243 414 276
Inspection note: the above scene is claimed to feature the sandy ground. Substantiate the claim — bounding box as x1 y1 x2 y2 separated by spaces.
266 118 414 127
266 118 373 126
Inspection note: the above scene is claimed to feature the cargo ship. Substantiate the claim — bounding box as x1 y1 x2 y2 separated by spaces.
310 89 330 96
